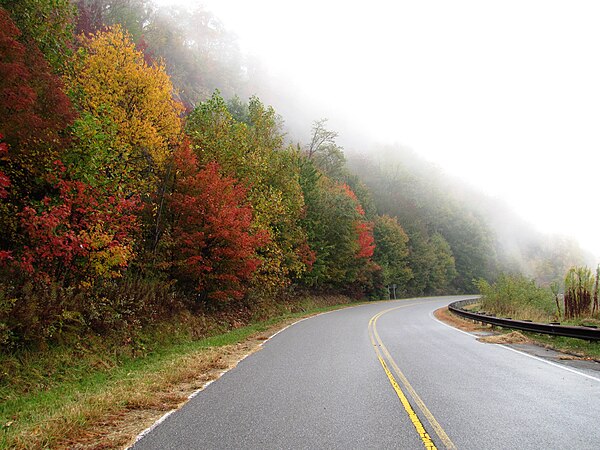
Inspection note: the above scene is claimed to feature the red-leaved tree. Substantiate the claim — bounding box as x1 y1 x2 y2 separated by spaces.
0 8 75 188
9 163 141 284
170 143 268 302
356 222 375 259
340 183 375 259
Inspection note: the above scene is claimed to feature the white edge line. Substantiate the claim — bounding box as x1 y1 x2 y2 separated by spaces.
129 310 335 448
131 298 462 447
429 309 600 384
497 343 600 383
430 310 479 338
131 409 176 445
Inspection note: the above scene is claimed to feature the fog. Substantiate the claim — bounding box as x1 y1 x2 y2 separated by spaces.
156 0 600 261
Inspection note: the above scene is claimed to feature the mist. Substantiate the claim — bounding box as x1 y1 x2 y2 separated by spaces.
150 0 600 270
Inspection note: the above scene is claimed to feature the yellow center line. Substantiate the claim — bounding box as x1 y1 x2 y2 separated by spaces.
368 303 456 450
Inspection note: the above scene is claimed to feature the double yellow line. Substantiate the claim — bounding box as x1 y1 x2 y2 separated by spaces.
368 304 456 450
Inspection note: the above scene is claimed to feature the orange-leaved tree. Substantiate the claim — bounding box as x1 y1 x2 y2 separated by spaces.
64 25 183 192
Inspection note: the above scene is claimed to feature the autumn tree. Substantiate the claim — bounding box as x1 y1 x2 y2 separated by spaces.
405 229 457 295
64 25 182 192
74 0 153 42
0 8 76 253
186 93 311 296
169 142 267 302
0 0 76 72
145 6 246 105
297 159 379 295
0 8 75 176
3 163 140 285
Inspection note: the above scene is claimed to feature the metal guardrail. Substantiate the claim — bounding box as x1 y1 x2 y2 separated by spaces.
448 299 600 341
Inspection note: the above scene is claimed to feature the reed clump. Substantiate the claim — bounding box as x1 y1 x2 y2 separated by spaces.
564 266 596 319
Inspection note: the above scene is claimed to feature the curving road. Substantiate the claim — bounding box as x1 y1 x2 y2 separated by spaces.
132 296 600 449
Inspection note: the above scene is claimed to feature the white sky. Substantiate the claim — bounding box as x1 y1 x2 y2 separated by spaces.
157 0 600 259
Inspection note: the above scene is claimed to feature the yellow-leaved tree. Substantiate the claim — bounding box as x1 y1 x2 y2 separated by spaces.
64 25 183 192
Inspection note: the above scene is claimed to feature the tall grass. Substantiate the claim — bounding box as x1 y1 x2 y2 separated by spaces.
564 266 595 319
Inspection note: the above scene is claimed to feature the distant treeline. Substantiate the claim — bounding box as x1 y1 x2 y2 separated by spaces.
0 0 588 350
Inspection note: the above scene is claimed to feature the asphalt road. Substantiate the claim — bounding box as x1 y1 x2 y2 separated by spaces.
132 296 600 449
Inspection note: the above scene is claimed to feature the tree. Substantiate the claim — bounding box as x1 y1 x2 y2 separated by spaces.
346 146 497 293
0 8 75 175
306 119 338 159
6 163 140 285
0 8 76 253
74 0 153 42
169 142 267 302
373 215 413 294
0 0 76 72
297 166 379 295
186 93 311 296
429 233 458 293
142 5 246 106
64 25 182 192
405 229 457 295
305 119 346 179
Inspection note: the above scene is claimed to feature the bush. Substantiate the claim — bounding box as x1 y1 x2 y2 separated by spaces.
475 273 555 321
0 275 178 353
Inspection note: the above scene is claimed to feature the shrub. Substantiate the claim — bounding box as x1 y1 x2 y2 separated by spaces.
476 273 555 321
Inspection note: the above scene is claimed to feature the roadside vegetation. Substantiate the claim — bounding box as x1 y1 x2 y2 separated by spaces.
476 266 600 326
476 274 556 322
0 1 596 448
0 296 357 449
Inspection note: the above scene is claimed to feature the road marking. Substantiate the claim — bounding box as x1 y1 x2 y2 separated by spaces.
369 304 456 450
429 310 600 384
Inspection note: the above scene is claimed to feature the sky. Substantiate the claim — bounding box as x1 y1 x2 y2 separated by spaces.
157 0 600 259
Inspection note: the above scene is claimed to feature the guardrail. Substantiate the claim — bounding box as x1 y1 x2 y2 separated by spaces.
448 299 600 341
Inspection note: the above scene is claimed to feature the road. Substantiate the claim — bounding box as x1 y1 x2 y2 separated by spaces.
132 296 600 449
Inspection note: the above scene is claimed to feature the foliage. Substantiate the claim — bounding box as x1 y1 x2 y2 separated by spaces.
306 118 346 179
4 164 140 285
186 93 310 296
64 25 182 191
373 215 413 293
476 273 555 321
1 0 557 358
346 149 497 293
143 5 246 106
169 143 267 302
403 229 457 295
0 8 75 189
74 0 153 42
297 164 379 295
0 0 76 72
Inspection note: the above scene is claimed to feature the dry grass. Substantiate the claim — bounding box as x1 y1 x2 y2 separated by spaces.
434 306 491 333
3 318 303 450
477 331 531 345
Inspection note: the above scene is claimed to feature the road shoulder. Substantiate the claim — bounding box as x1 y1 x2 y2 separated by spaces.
434 306 600 378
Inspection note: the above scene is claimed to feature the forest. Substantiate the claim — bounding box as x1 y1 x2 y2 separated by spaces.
0 0 591 352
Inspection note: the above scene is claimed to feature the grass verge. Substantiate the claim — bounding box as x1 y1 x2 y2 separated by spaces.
1 297 360 449
519 333 600 360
